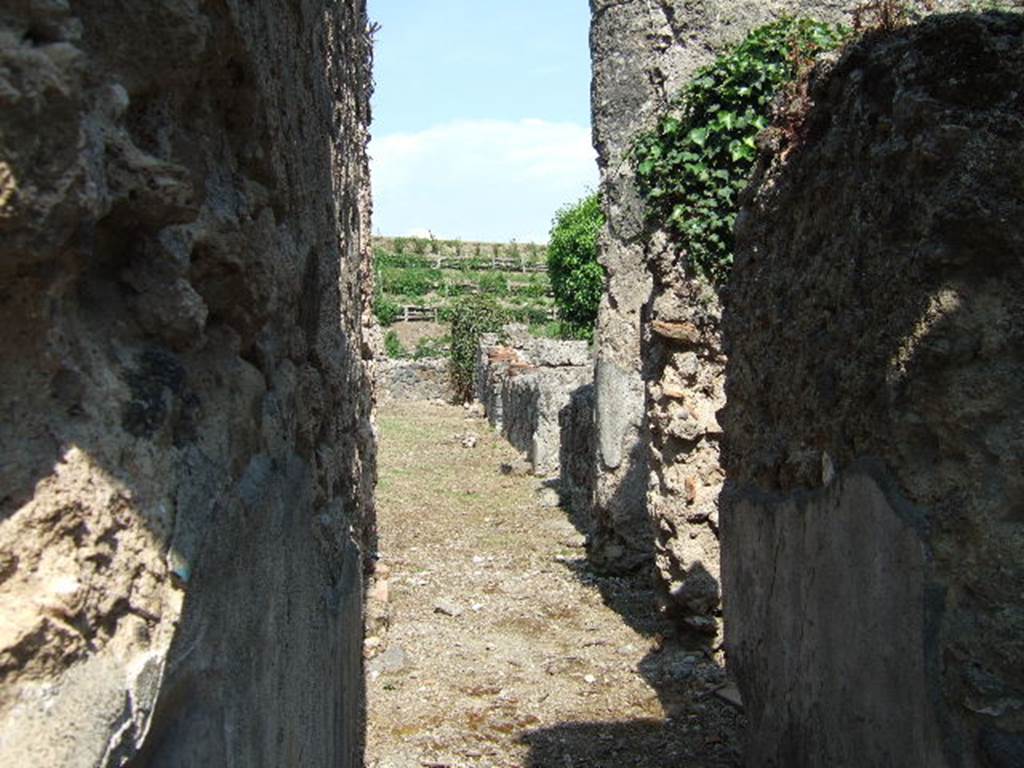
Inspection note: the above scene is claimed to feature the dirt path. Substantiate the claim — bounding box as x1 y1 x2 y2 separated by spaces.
366 402 744 768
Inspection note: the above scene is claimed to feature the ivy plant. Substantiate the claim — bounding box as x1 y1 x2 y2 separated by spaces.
631 18 847 285
448 294 506 402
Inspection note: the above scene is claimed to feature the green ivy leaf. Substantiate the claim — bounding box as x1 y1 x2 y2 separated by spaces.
688 127 709 147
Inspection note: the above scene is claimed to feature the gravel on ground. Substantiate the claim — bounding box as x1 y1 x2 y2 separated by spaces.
366 401 744 768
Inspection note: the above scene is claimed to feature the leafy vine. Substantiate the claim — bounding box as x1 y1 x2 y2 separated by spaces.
631 18 848 285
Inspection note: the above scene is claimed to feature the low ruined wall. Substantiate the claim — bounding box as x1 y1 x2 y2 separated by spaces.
723 14 1024 766
559 384 595 520
476 329 592 479
476 332 511 429
501 366 592 477
379 358 453 403
0 2 375 766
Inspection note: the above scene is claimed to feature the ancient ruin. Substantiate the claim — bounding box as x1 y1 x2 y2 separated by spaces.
589 2 1021 765
0 1 375 765
2 1 1022 767
476 326 592 479
378 358 453 403
588 0 852 606
724 13 1024 764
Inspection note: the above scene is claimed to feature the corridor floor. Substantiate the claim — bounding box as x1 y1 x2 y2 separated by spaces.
365 401 744 768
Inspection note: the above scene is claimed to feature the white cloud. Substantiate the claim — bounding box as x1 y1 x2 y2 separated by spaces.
370 118 598 243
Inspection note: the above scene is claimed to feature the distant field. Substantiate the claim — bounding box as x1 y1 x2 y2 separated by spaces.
372 237 559 358
372 235 547 265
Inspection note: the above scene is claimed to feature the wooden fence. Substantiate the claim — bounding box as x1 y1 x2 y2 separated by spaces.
395 306 558 323
430 257 547 273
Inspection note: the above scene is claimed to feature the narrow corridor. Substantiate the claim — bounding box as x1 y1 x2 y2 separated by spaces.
366 402 743 768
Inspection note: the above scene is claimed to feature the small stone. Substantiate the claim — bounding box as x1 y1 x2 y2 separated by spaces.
363 636 383 658
652 319 700 344
370 644 408 675
713 682 744 709
434 598 463 617
368 579 389 603
500 458 532 476
536 487 561 508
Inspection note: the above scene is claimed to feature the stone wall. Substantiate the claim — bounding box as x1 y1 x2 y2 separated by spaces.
723 13 1024 766
476 328 591 479
501 365 592 478
0 2 375 766
559 384 596 520
379 358 453 403
590 0 852 622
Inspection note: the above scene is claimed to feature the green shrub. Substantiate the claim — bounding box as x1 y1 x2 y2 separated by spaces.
375 251 432 269
384 329 405 358
547 193 605 339
478 272 508 296
510 305 551 325
462 257 489 271
380 266 441 297
413 336 449 360
528 320 563 339
439 280 473 298
374 295 401 326
449 295 506 402
512 275 550 298
631 18 847 285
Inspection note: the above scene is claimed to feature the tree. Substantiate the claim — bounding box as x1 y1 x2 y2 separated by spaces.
547 193 605 339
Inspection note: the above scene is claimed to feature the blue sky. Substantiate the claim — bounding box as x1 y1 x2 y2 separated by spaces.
367 0 597 244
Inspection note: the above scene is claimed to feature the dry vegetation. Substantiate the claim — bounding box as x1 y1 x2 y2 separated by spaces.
366 403 744 768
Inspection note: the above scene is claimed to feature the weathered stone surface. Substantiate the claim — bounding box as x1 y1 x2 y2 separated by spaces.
0 2 375 766
559 384 596 520
477 328 594 479
527 339 590 368
591 0 857 618
379 358 453 403
502 366 591 477
725 466 946 767
589 0 659 574
590 0 850 581
723 14 1024 766
475 334 513 429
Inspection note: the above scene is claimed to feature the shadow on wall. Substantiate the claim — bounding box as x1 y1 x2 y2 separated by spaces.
718 12 1024 766
591 439 655 573
557 380 655 574
0 1 373 765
